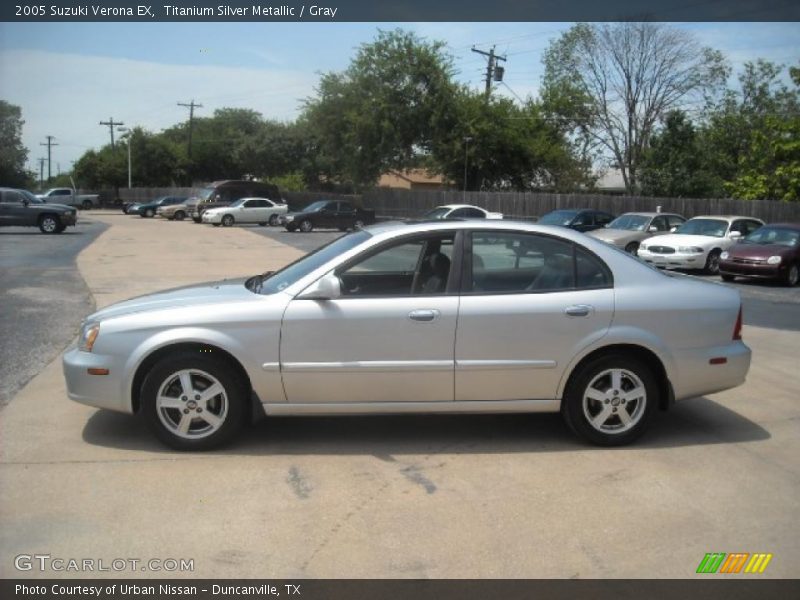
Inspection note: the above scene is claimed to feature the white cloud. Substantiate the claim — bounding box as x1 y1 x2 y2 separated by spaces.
0 49 318 173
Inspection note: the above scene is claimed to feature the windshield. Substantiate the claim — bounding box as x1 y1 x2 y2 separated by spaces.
422 207 452 220
674 218 728 237
229 198 246 207
742 227 799 247
22 190 43 204
539 210 578 226
252 230 371 295
608 214 650 231
301 201 328 212
198 187 215 201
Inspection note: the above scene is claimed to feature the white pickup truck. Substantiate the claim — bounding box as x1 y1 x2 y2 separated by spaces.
37 188 100 209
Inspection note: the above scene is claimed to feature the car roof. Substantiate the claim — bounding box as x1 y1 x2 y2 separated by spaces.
434 204 485 210
757 222 800 230
620 212 682 218
687 215 763 222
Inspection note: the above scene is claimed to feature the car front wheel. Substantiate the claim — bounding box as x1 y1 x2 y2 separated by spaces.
269 214 280 226
562 354 658 446
38 215 61 234
144 208 155 218
785 264 799 287
141 353 247 450
624 242 639 254
221 214 235 227
174 210 186 221
704 249 721 275
299 219 313 232
81 199 93 210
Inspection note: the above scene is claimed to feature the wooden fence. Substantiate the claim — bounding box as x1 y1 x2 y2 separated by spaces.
362 188 800 223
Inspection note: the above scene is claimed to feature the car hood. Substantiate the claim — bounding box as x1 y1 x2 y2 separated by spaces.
587 229 642 243
38 202 75 211
727 242 796 259
284 211 317 218
644 234 723 248
89 278 255 322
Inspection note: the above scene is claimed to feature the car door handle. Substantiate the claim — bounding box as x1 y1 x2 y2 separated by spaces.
409 309 439 322
564 305 593 317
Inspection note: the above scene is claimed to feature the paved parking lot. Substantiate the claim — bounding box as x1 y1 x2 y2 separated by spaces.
0 213 798 579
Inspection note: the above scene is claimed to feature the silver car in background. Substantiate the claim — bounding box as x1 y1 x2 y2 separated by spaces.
63 221 751 450
587 212 686 254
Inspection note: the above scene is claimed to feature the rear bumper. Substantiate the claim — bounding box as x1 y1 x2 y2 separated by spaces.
671 341 751 401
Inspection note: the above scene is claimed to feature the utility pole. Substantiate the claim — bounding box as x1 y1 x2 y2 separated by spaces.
177 99 203 158
37 157 46 190
40 136 58 181
99 117 124 148
471 45 507 98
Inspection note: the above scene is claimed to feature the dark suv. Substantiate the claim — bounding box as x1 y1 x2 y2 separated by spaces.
538 209 615 232
0 187 78 234
190 180 281 223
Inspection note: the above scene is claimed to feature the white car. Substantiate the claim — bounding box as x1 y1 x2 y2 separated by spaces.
202 197 288 227
423 204 503 220
637 216 764 274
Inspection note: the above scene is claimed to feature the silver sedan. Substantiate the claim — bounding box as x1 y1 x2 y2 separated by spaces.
63 221 751 450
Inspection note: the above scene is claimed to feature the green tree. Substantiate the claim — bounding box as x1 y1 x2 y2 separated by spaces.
0 100 32 187
302 29 458 187
639 111 722 198
541 22 728 193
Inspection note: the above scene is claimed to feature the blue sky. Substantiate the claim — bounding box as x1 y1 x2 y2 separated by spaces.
1 22 798 176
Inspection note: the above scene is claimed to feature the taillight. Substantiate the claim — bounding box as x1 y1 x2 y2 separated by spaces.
733 304 743 341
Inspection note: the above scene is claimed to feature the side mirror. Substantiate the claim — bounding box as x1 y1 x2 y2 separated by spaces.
729 231 742 240
670 226 677 232
297 273 341 300
648 225 658 233
22 198 30 207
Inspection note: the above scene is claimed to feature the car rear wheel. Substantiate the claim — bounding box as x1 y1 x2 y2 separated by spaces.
721 274 736 282
221 214 235 227
353 219 365 230
704 249 722 275
144 208 155 218
141 353 247 450
268 214 280 226
299 219 313 232
192 216 202 223
785 264 799 287
81 199 93 210
174 210 186 221
286 225 297 232
562 354 658 446
624 242 639 254
38 214 61 234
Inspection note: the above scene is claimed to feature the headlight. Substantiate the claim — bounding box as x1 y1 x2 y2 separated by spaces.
79 322 100 352
767 255 782 265
720 251 729 260
678 246 704 253
284 215 294 222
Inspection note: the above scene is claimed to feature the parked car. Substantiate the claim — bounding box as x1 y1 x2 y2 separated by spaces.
638 216 764 274
63 220 751 450
190 180 282 223
158 197 199 221
587 212 686 254
0 187 78 233
422 204 503 220
37 187 99 210
719 223 800 286
281 200 376 232
538 209 615 232
201 197 289 227
132 196 187 218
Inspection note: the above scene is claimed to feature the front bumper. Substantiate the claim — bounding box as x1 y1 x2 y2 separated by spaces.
638 248 706 269
61 212 78 226
719 260 783 279
62 347 132 414
201 213 222 224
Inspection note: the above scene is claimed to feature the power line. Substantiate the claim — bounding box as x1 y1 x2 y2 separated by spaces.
39 136 58 180
177 99 203 158
99 117 124 148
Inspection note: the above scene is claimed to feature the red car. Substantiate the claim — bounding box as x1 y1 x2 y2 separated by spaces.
719 223 800 286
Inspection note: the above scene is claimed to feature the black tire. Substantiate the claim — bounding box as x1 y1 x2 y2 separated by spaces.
174 210 186 221
299 219 313 232
704 249 722 275
353 219 365 230
721 274 736 282
193 216 202 223
212 223 220 227
258 222 267 227
624 242 639 255
38 214 61 234
561 354 659 446
81 199 93 210
268 214 280 226
286 225 297 232
144 208 155 218
784 263 799 287
141 352 248 451
221 214 235 227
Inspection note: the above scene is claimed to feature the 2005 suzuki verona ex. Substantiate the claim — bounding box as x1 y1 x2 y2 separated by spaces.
63 220 751 450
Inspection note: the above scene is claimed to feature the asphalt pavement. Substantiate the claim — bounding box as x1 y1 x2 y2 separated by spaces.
0 216 108 407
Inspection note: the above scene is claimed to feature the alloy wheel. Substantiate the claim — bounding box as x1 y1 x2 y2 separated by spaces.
581 368 647 435
155 369 228 440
